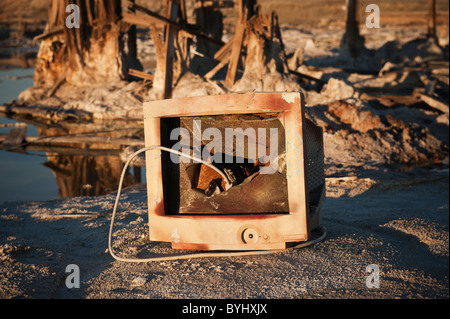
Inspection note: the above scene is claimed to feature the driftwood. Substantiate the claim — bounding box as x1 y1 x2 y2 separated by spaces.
214 35 234 61
149 23 165 67
427 0 437 39
33 25 64 41
132 2 223 47
128 68 154 81
359 93 421 107
0 104 92 121
203 5 308 91
419 93 449 113
225 14 246 86
123 5 224 46
0 134 144 148
288 69 326 85
204 54 230 79
204 32 237 80
0 143 123 157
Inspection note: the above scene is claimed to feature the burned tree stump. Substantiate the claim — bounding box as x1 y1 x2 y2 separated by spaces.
34 0 141 89
231 11 300 92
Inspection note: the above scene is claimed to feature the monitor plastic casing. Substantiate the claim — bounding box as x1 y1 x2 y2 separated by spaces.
143 92 323 251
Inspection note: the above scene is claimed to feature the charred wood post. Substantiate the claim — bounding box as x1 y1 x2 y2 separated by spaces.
123 0 142 72
225 13 246 86
427 0 437 40
237 0 257 20
163 0 180 99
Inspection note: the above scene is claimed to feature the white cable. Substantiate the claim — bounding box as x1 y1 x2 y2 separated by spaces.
108 146 326 263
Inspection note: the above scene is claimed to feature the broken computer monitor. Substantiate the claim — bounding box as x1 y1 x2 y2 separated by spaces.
143 92 324 251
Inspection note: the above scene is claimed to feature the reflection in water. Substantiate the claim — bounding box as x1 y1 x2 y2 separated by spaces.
42 154 140 198
37 125 143 198
0 68 144 201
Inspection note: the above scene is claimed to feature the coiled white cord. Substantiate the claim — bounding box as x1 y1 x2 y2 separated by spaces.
108 146 326 263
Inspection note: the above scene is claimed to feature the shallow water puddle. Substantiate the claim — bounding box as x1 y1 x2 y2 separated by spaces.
0 68 144 204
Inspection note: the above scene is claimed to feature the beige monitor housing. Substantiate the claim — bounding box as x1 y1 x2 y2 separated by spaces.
143 92 324 251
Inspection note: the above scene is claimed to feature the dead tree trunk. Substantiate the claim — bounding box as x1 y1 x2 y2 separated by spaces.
231 10 300 92
340 0 364 58
427 0 437 40
34 0 140 89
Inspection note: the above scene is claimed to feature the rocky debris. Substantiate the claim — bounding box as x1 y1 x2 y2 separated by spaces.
320 78 355 101
291 33 450 170
15 80 149 121
130 276 148 288
306 98 448 167
171 72 224 99
325 176 376 198
327 100 383 133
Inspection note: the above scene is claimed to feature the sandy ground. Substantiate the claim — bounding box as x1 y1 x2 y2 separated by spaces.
0 164 448 299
